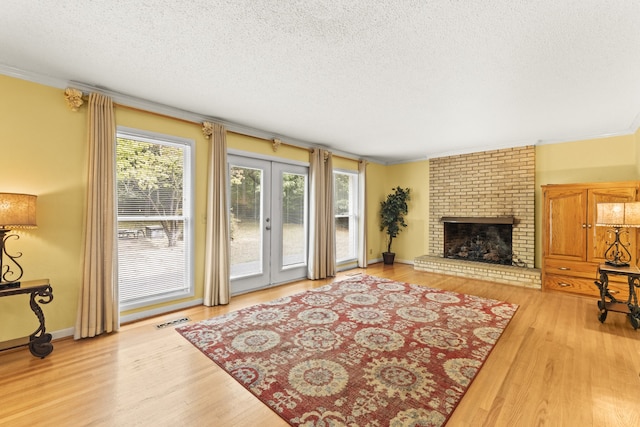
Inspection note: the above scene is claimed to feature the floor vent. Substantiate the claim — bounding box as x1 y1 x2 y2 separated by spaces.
155 317 190 329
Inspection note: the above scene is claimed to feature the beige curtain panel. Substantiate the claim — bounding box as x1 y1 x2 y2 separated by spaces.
74 93 119 339
308 149 336 279
358 160 368 268
203 122 230 306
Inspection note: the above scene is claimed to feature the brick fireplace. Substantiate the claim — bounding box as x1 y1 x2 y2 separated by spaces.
414 146 541 288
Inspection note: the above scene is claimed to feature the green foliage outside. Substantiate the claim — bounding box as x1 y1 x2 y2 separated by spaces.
334 173 351 215
230 166 306 224
116 138 184 247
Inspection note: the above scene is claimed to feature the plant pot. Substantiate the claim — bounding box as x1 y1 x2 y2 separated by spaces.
382 252 395 265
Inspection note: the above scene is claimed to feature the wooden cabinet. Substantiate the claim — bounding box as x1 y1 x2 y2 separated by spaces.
542 181 640 298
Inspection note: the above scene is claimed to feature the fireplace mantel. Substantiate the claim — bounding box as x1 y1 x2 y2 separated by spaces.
441 216 514 225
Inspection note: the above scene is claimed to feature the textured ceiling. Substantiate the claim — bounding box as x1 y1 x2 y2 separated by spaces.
1 1 639 163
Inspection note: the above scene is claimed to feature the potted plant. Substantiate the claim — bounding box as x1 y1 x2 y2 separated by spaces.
379 186 411 264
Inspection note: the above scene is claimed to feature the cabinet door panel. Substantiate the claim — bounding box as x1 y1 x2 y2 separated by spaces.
544 188 587 261
588 187 638 263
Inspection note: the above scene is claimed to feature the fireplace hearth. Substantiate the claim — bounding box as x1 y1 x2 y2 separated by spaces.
442 217 514 266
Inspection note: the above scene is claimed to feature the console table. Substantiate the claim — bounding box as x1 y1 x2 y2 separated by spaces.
594 264 640 330
0 279 54 358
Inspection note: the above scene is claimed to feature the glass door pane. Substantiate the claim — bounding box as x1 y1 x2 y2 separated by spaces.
271 162 308 284
334 171 358 263
281 172 306 267
229 163 266 280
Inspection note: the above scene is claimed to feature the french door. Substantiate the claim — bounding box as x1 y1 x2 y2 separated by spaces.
229 155 308 294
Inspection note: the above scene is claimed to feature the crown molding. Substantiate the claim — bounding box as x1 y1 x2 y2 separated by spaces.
427 139 536 160
535 129 635 146
384 156 430 165
427 125 639 161
0 63 67 89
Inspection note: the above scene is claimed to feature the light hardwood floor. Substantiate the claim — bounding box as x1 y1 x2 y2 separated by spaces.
1 263 639 426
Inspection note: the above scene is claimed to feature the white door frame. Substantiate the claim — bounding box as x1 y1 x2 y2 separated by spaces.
228 153 308 294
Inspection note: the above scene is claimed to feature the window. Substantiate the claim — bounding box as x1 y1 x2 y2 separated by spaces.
116 128 194 311
334 170 358 263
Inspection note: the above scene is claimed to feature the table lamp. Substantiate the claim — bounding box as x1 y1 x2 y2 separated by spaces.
596 202 640 267
0 193 37 289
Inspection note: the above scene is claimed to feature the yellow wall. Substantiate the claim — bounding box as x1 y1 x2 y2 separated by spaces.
378 161 429 263
0 76 87 339
332 155 359 172
365 162 387 261
228 132 310 164
536 135 637 184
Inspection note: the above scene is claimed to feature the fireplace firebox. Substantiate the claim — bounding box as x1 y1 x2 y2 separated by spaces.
442 217 514 266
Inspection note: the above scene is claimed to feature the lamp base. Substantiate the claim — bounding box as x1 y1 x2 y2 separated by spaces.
605 260 630 268
0 281 21 291
602 226 633 268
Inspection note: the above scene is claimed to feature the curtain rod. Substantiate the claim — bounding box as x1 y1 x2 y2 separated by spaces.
118 104 362 161
64 85 370 163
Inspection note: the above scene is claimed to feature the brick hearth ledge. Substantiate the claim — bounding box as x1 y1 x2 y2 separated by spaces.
414 255 541 289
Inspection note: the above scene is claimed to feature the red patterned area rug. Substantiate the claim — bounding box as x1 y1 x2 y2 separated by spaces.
177 275 518 426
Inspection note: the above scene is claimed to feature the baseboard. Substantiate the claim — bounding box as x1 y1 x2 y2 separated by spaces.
0 336 29 351
0 326 75 350
120 298 204 324
32 298 204 344
367 257 414 266
52 327 75 340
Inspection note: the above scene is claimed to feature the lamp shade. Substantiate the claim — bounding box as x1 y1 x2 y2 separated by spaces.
596 201 640 227
0 193 37 229
622 202 640 226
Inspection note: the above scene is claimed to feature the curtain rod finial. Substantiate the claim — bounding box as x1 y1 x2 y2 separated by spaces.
202 121 213 139
64 87 84 111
